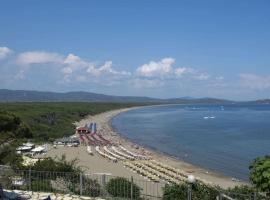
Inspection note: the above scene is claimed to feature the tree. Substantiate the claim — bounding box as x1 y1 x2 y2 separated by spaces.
0 111 32 138
15 122 32 138
249 155 270 194
31 154 81 173
0 111 21 132
163 184 187 200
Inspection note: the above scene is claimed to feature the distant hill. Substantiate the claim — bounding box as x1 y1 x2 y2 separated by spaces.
0 89 268 104
0 89 159 103
247 99 270 104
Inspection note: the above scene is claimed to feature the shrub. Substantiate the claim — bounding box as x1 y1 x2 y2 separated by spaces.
163 182 219 200
225 185 263 200
30 180 52 192
31 154 81 173
68 176 101 197
106 177 141 199
163 184 187 200
249 155 270 194
83 177 101 197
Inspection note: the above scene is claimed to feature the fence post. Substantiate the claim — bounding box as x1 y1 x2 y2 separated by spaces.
130 176 133 200
101 174 106 196
28 169 31 191
253 192 257 200
187 184 192 200
79 173 83 196
219 193 223 200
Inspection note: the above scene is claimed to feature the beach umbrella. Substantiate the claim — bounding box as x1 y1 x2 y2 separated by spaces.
93 123 97 133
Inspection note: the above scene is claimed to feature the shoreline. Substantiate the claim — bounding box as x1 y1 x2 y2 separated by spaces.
107 107 247 188
48 105 246 188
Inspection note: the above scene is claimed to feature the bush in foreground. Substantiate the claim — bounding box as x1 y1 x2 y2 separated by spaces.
249 155 270 195
106 177 141 199
30 154 81 173
163 183 219 200
68 177 101 197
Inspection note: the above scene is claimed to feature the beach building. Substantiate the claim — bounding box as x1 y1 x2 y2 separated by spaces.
54 136 80 146
76 127 88 134
30 146 46 156
16 143 35 155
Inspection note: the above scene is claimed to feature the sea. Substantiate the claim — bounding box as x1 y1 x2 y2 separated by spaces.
111 104 270 181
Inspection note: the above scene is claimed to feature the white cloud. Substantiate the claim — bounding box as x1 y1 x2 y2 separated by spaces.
0 46 12 59
136 57 213 84
64 53 86 66
1 46 231 96
136 57 175 78
194 73 210 80
61 54 91 81
174 67 194 77
239 73 270 90
14 50 130 83
87 60 131 77
17 51 62 65
174 67 187 77
15 51 63 79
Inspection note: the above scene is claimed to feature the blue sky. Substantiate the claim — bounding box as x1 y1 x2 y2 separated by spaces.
0 0 270 100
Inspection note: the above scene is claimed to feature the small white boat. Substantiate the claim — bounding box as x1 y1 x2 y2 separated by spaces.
204 116 215 119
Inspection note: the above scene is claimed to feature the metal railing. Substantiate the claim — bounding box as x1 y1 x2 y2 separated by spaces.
1 168 269 200
0 168 164 199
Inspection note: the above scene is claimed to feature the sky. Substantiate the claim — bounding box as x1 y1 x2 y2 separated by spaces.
0 0 270 100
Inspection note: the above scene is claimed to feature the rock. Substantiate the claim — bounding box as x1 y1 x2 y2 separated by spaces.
13 190 24 194
31 194 39 199
71 195 81 199
62 197 72 200
79 196 92 200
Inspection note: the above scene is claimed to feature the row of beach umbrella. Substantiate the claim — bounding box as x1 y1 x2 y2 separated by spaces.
85 122 97 133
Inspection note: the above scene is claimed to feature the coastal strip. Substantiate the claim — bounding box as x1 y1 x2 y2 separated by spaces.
47 106 245 189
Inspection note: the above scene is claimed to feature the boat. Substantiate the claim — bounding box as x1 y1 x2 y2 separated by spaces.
203 116 215 119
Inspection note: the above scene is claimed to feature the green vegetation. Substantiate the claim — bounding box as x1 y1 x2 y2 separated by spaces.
0 102 141 141
249 155 270 194
225 185 259 200
162 183 219 200
0 140 23 167
0 102 141 167
162 183 268 200
1 102 270 198
162 158 270 200
30 155 81 172
0 155 101 196
0 110 32 141
0 111 32 166
106 177 141 199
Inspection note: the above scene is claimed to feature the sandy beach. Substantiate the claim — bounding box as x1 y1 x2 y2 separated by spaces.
47 106 245 189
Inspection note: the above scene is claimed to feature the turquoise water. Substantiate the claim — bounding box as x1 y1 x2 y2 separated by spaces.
111 104 270 181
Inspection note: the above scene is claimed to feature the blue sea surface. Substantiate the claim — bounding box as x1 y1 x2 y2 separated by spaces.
111 104 270 181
